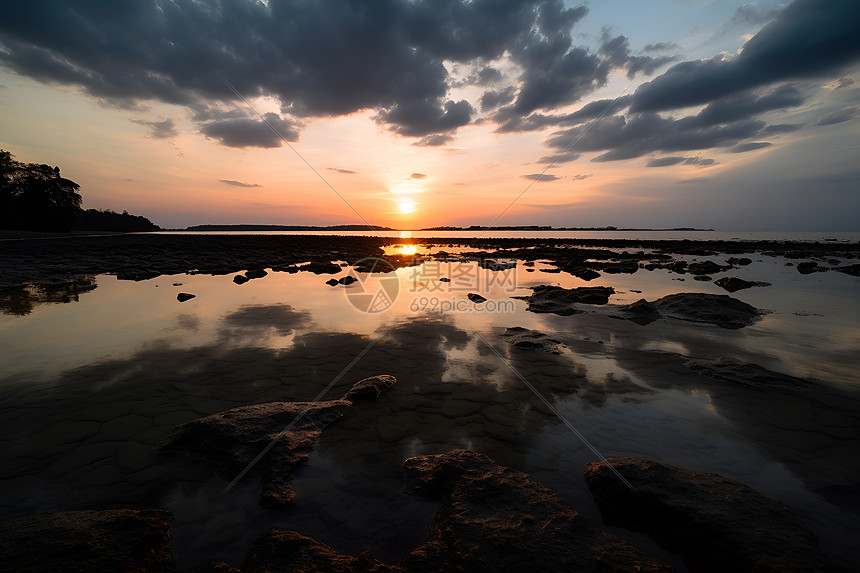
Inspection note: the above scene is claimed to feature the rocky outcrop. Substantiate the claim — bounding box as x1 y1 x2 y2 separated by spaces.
684 357 815 388
399 450 671 572
501 326 563 354
713 276 770 293
514 285 615 315
177 292 196 302
585 457 846 573
158 375 397 507
466 293 487 303
623 292 761 328
797 261 828 274
687 260 728 275
834 263 860 277
0 509 174 573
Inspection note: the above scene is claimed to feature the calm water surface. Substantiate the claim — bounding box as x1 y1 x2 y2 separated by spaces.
1 245 858 568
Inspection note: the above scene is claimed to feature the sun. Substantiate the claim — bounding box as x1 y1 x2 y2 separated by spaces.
397 198 418 214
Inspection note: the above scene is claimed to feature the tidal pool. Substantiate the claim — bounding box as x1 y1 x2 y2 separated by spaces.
1 251 858 568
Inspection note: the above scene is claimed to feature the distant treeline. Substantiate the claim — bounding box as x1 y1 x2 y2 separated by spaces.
0 149 159 232
184 224 395 231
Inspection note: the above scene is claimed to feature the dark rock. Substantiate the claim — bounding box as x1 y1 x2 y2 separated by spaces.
684 357 816 388
687 260 728 275
342 374 397 401
245 268 268 279
602 261 639 274
338 275 358 285
305 261 342 274
692 275 712 281
670 261 688 273
797 261 828 274
513 285 615 315
172 282 183 286
654 292 761 328
621 298 661 325
233 274 250 284
502 327 563 354
177 292 196 302
834 263 860 277
116 269 161 281
326 278 339 286
539 267 562 273
568 267 601 281
467 293 487 303
242 530 390 573
479 259 516 271
0 509 174 573
522 261 535 267
272 264 301 273
585 457 846 573
438 277 451 282
714 276 771 293
159 375 397 506
727 257 752 265
400 450 671 572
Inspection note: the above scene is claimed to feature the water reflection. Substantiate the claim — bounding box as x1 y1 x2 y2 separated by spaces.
0 276 97 316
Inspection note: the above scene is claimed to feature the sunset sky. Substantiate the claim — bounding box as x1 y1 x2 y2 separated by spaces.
1 0 858 230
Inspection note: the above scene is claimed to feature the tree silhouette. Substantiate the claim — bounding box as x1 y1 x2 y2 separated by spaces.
1 150 82 231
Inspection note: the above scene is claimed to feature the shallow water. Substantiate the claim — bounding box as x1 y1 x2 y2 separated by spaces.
1 248 858 568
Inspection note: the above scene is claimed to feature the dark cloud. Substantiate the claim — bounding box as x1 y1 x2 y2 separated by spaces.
219 179 262 188
412 134 454 147
677 177 710 184
410 172 427 180
200 113 300 148
570 174 591 180
377 98 473 137
522 173 560 181
729 141 772 153
647 157 686 167
834 77 855 89
814 106 860 126
131 118 177 139
476 66 503 86
761 123 802 134
599 30 676 79
495 96 631 133
631 0 860 113
643 42 679 53
647 156 717 167
327 168 357 175
536 151 581 164
480 87 516 112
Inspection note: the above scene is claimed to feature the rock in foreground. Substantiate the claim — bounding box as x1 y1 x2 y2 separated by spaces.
514 285 615 315
585 457 846 573
501 326 563 354
400 449 671 572
685 357 816 389
0 509 174 573
159 375 397 506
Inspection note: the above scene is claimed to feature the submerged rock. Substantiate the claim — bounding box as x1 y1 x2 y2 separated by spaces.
339 275 359 285
687 260 728 275
684 357 816 388
159 375 397 507
714 276 770 293
585 457 846 573
233 274 250 285
245 268 268 279
654 292 761 327
0 509 174 573
502 326 563 354
343 374 397 400
835 263 860 277
177 292 196 302
305 261 342 274
400 450 671 572
326 278 339 286
514 285 615 315
567 266 601 281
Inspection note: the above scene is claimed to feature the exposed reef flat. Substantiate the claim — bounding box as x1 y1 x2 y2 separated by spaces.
1 233 858 290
